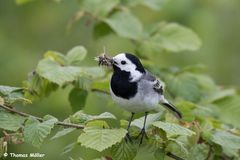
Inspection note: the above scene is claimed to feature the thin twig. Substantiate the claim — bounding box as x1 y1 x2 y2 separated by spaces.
91 88 110 95
0 88 109 129
0 104 84 129
1 95 186 159
166 152 184 160
1 88 186 160
206 145 213 160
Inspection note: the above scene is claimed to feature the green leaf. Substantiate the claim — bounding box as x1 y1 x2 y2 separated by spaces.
111 141 137 160
140 23 201 54
44 51 67 65
51 128 76 140
0 85 31 104
86 120 110 129
0 110 26 131
211 130 240 157
75 77 92 91
81 0 119 18
154 23 201 52
69 88 88 112
152 121 195 137
193 104 219 118
93 22 113 39
166 73 216 102
214 96 240 128
168 138 188 156
36 53 104 85
24 73 58 99
6 92 30 104
0 97 4 105
36 59 81 86
0 86 21 95
70 111 116 124
194 74 216 93
154 148 165 160
78 127 127 152
81 67 105 79
187 144 209 160
180 64 207 74
104 11 143 40
10 132 24 145
131 112 163 130
128 0 169 11
61 142 77 155
141 0 169 10
175 100 196 122
166 73 201 102
91 78 109 93
15 0 34 5
205 88 236 103
66 46 87 65
24 116 58 148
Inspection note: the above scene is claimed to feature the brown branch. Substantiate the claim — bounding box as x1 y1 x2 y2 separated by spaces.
91 88 110 95
0 88 110 129
206 145 213 160
0 104 84 129
1 88 188 160
1 95 187 160
166 152 184 160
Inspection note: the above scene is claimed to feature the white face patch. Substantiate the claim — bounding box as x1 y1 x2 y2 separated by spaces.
113 53 143 82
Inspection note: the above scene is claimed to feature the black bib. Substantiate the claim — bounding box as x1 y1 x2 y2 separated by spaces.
110 69 137 99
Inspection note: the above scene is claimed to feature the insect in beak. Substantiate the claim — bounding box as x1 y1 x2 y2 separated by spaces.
95 54 113 67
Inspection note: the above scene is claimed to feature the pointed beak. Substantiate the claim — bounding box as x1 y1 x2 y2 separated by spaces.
111 57 117 66
107 57 115 67
110 58 114 64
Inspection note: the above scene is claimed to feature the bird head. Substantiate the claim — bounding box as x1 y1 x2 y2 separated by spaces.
112 53 145 82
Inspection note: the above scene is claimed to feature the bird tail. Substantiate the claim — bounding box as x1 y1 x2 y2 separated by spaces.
160 98 182 119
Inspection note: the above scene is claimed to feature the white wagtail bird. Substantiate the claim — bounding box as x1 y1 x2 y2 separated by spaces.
96 53 182 144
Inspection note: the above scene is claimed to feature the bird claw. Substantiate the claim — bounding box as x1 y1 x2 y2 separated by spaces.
136 128 148 145
125 132 133 143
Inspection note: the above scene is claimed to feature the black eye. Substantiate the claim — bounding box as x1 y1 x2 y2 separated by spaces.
121 61 126 65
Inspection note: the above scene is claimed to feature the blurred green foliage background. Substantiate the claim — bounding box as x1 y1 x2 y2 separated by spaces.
0 0 240 159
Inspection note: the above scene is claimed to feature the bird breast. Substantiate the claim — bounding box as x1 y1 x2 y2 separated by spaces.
110 78 160 113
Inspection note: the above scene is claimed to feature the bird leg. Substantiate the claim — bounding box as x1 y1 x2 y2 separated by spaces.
136 112 148 145
125 112 135 142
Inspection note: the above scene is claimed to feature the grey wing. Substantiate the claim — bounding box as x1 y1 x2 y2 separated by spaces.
142 70 164 94
142 69 156 81
143 70 182 119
